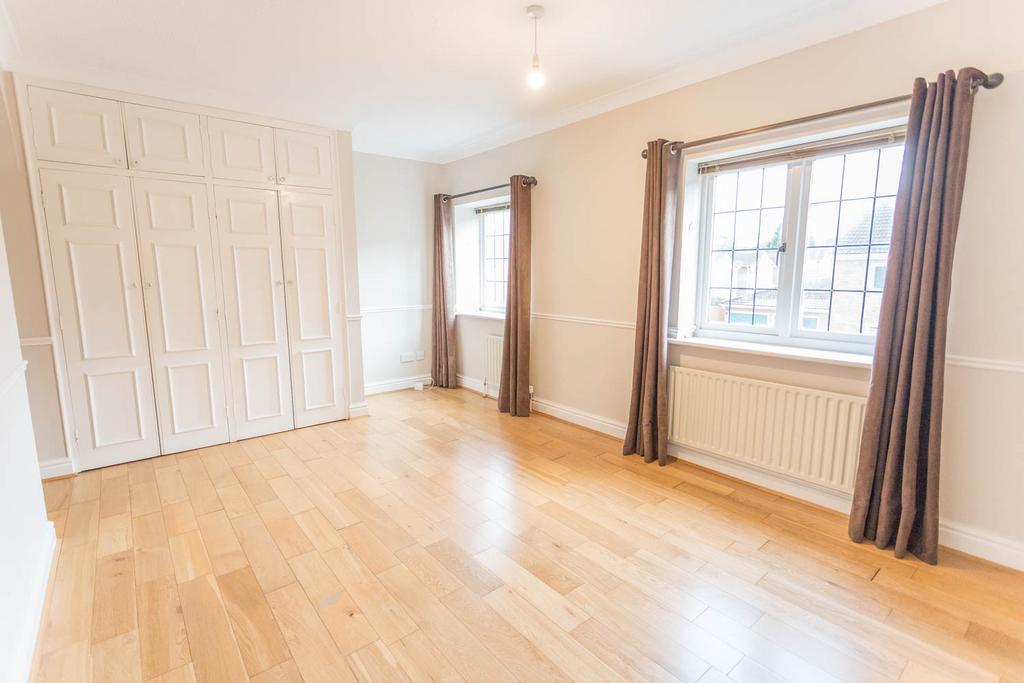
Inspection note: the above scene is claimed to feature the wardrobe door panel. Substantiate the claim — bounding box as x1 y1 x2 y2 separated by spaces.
215 186 294 438
278 191 347 426
209 118 276 183
133 177 229 452
29 87 127 167
274 129 332 188
41 169 159 469
124 104 205 175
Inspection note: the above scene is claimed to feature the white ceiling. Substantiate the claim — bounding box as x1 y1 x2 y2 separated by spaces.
0 0 940 163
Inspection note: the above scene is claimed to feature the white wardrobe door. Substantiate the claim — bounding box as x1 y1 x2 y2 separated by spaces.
215 186 294 439
124 104 205 175
274 129 332 188
133 178 229 452
41 169 160 469
208 118 276 183
278 191 347 426
28 87 127 168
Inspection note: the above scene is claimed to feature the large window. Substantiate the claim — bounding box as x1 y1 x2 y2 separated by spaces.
478 203 511 312
697 130 904 352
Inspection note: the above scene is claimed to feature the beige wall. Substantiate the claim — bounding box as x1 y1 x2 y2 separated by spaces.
0 72 68 469
352 152 441 392
0 139 55 682
442 0 1024 563
333 130 368 410
2 0 1019 564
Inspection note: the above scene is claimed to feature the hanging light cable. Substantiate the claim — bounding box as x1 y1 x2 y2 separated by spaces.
526 5 545 90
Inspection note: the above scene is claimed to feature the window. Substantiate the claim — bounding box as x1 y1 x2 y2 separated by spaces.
478 203 511 311
705 163 787 330
696 129 904 352
452 195 510 316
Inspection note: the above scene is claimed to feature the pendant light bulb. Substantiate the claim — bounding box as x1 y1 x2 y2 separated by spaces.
528 53 545 89
525 5 545 90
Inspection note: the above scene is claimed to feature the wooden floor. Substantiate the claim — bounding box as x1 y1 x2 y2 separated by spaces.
33 388 1024 683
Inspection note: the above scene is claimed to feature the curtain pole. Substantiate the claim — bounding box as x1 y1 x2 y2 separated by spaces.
639 72 1003 159
441 176 538 202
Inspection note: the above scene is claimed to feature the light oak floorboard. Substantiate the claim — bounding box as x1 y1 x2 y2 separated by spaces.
92 630 143 682
137 575 190 680
178 573 249 682
217 566 291 676
266 583 357 683
92 550 136 643
31 388 1024 682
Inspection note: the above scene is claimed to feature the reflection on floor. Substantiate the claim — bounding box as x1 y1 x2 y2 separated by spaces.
34 387 1024 682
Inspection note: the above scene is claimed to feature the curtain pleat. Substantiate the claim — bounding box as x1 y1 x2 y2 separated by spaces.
623 140 680 465
849 68 984 564
431 194 457 388
498 175 534 416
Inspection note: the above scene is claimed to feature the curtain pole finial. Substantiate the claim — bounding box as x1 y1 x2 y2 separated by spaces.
971 71 1003 91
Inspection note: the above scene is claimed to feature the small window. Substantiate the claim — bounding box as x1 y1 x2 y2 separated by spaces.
706 164 787 329
695 128 904 353
798 145 902 336
478 204 510 312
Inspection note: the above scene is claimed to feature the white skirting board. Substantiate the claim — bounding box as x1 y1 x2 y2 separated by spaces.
349 401 370 418
667 442 855 513
364 374 432 396
528 392 847 514
527 392 1024 571
456 374 487 396
530 396 627 439
38 457 74 479
439 381 1024 569
938 520 1024 571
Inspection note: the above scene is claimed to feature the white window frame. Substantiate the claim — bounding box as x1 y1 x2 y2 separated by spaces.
692 129 906 356
477 202 511 314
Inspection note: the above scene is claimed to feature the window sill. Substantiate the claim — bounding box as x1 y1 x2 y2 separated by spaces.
668 335 873 369
456 310 506 322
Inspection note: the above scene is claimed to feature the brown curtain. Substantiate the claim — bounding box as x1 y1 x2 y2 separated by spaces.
849 68 987 564
431 194 457 388
498 175 535 416
623 140 681 465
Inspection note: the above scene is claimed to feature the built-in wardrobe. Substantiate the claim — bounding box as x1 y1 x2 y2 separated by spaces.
20 80 351 471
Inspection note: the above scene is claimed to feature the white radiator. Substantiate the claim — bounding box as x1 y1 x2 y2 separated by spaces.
484 335 503 398
668 367 865 493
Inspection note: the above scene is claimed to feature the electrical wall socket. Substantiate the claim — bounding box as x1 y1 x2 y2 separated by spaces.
415 350 425 361
400 352 415 363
